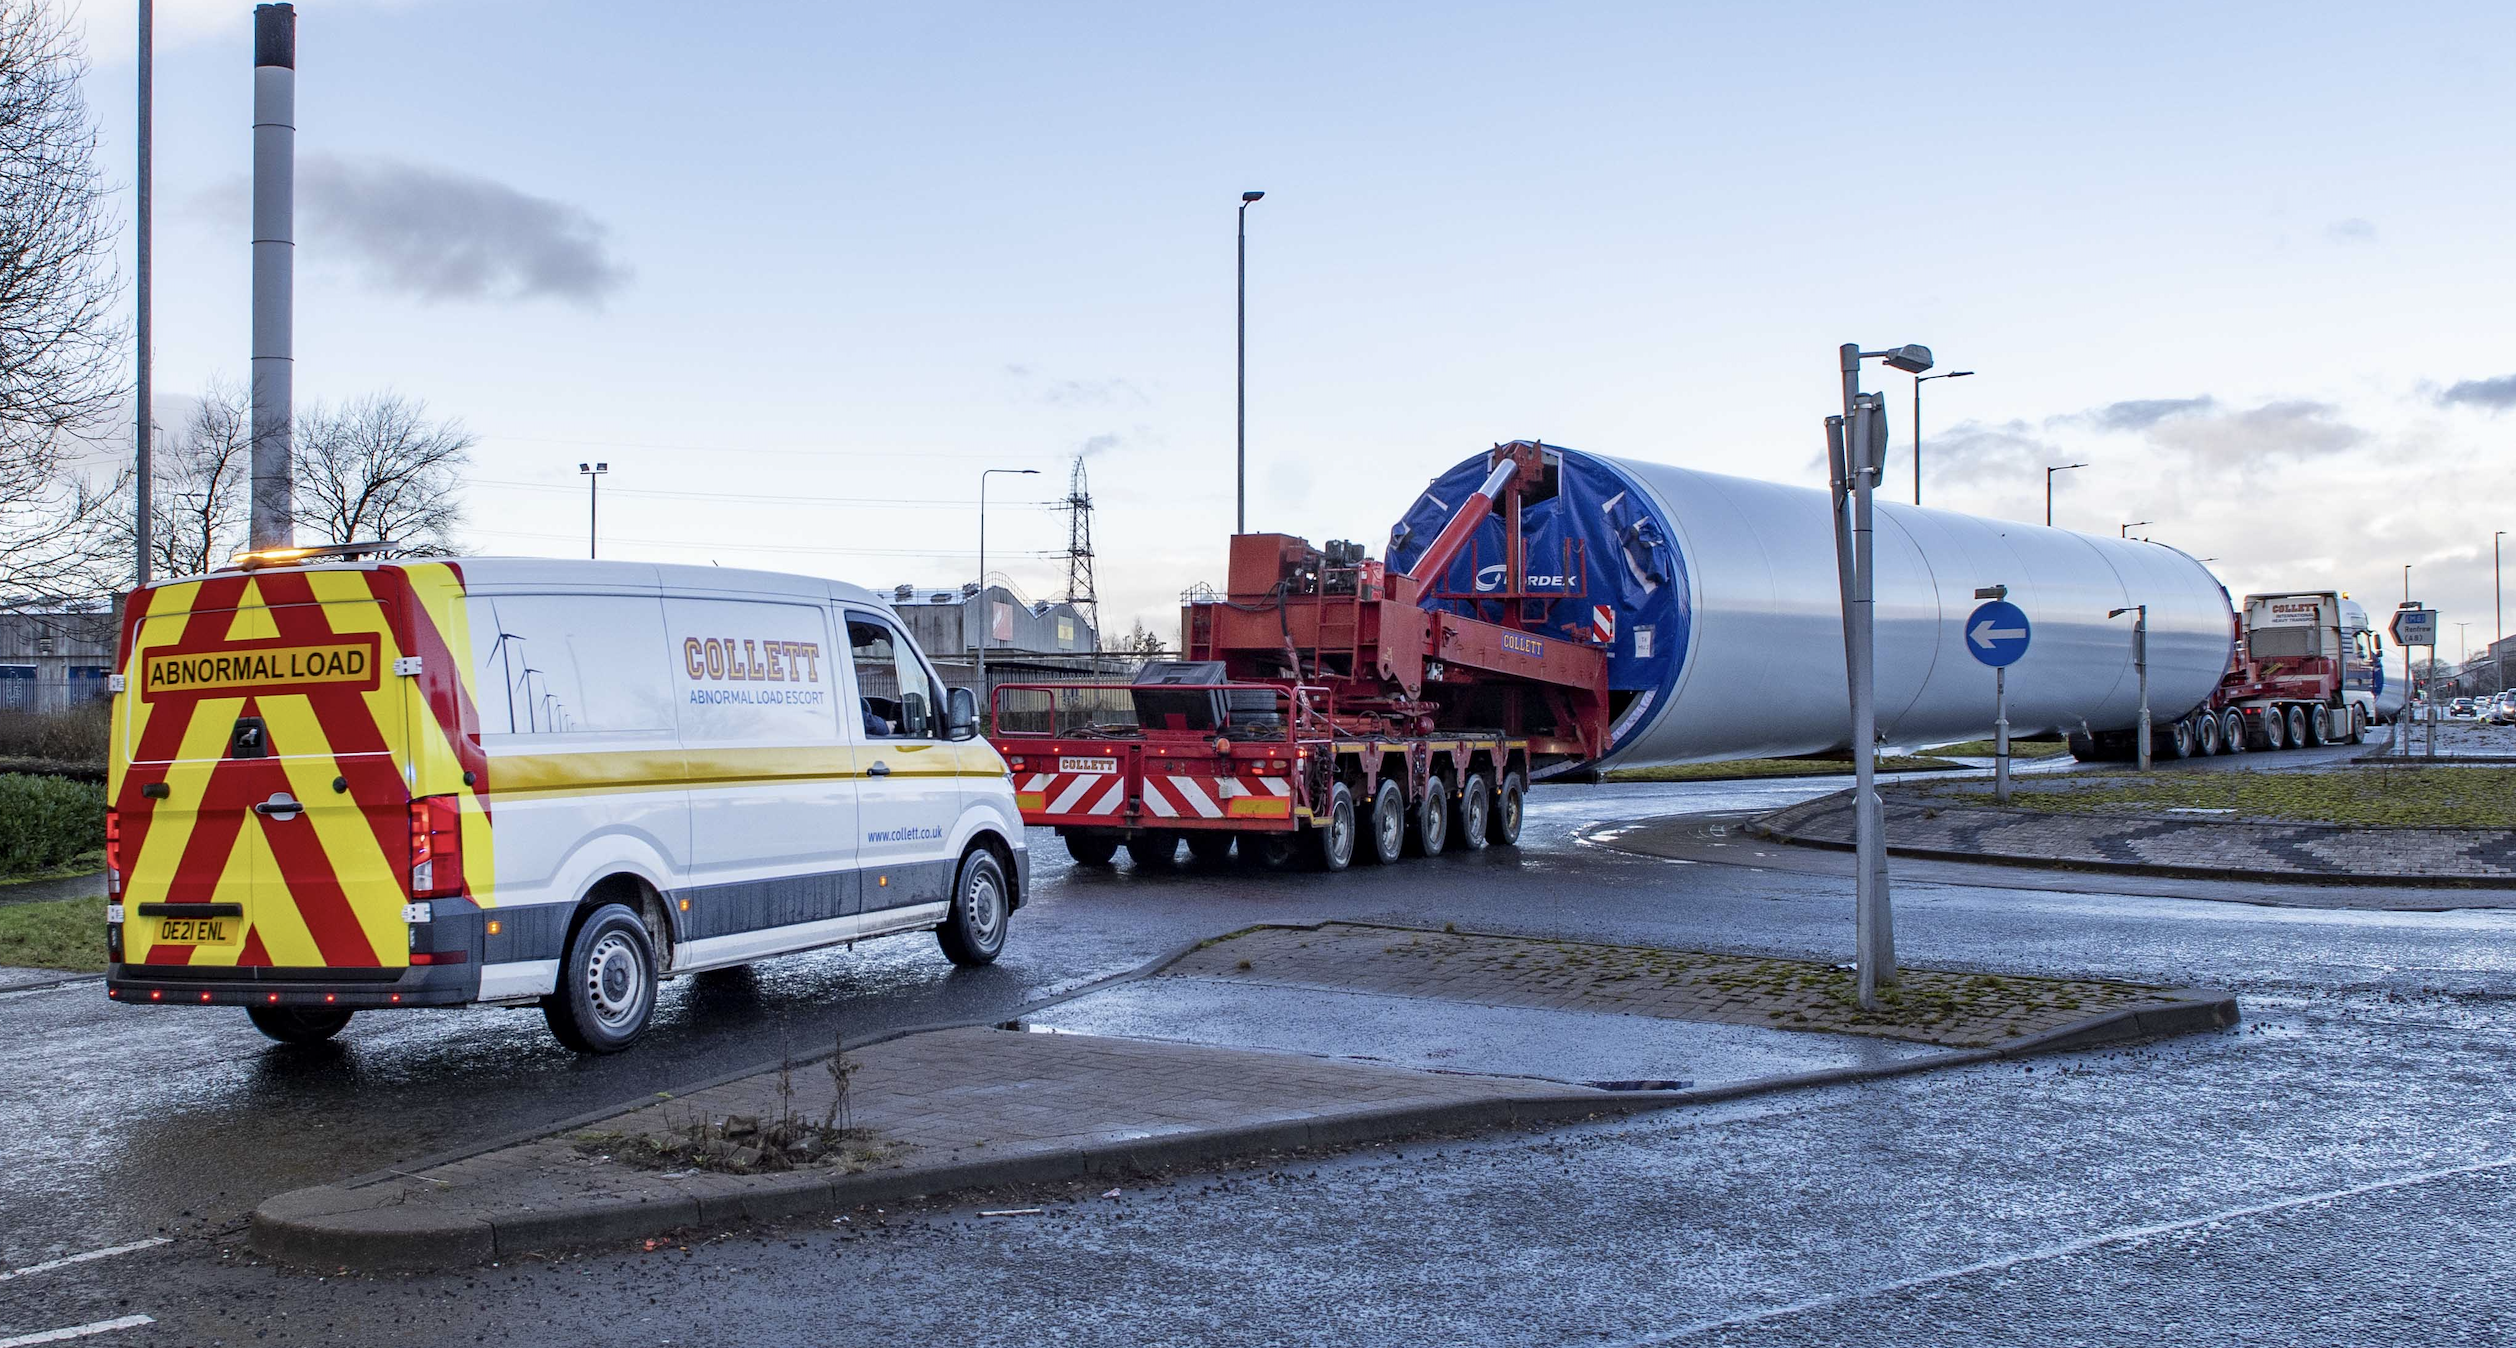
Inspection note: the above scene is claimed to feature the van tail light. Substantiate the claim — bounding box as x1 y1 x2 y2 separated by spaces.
409 795 464 898
105 808 122 896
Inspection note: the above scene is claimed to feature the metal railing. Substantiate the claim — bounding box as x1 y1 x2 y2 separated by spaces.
990 681 1332 742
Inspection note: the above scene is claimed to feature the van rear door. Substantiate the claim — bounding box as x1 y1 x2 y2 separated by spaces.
118 570 414 973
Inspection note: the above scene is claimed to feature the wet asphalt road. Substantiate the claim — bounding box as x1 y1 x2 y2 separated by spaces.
8 745 2512 1345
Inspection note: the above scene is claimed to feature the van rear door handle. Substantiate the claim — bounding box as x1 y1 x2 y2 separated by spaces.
253 792 304 819
865 762 891 778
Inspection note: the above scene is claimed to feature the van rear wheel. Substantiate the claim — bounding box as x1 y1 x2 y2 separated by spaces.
937 849 1010 966
543 903 658 1054
247 1005 353 1045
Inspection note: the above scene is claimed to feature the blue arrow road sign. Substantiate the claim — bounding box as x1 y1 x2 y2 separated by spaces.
1966 600 2031 667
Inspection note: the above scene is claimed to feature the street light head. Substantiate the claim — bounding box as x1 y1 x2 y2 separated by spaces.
1948 370 1975 379
1242 190 1265 203
1880 344 1934 374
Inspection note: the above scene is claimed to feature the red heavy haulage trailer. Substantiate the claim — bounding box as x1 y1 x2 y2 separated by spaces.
991 441 1611 870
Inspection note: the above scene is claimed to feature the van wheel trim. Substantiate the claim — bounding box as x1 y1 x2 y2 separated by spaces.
938 849 1010 966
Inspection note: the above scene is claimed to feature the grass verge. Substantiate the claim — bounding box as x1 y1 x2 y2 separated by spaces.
0 849 105 891
1918 738 2070 759
1947 765 2516 829
0 895 104 972
1608 755 1953 783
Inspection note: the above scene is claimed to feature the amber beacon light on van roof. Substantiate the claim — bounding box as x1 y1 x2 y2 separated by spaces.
223 541 394 571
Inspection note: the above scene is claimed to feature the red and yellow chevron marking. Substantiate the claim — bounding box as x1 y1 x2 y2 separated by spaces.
110 564 492 971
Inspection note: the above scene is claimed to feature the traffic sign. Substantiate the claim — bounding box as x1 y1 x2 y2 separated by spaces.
1965 600 2031 667
2390 606 2438 647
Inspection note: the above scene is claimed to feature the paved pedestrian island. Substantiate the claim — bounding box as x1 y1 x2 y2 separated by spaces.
252 923 2231 1271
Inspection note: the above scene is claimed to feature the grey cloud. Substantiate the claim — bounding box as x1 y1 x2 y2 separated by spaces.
2327 217 2375 243
2439 375 2516 411
1041 377 1145 407
1919 419 2058 478
295 153 631 306
2145 399 2368 463
2072 396 2218 433
1075 432 1122 459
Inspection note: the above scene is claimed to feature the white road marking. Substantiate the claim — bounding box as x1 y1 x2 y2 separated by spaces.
0 1316 156 1348
0 1239 170 1283
1627 1153 2516 1343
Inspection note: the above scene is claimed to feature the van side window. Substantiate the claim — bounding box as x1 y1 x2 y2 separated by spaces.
846 614 942 739
466 595 672 738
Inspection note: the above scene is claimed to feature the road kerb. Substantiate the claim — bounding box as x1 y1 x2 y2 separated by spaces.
247 989 2238 1272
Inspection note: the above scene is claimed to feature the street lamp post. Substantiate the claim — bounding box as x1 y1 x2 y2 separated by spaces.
2044 463 2086 527
1910 369 1972 505
1829 340 1932 1011
134 0 154 585
1236 190 1264 536
2496 531 2507 695
2109 604 2151 770
578 462 607 558
976 467 1042 726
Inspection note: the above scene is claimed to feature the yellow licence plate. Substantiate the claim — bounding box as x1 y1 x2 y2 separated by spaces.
157 917 235 944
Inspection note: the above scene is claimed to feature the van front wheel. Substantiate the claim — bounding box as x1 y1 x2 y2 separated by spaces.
247 1005 353 1045
937 849 1010 966
543 903 658 1054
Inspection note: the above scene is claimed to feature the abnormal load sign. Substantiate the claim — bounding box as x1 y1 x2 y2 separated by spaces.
141 636 382 700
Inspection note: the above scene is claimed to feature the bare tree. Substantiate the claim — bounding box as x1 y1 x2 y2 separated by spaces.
1117 617 1167 657
292 394 474 554
106 384 251 577
0 1 124 606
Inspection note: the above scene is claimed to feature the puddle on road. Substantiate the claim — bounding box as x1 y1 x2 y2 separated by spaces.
1016 976 1942 1091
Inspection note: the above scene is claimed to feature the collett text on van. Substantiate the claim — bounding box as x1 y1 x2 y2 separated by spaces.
683 637 823 684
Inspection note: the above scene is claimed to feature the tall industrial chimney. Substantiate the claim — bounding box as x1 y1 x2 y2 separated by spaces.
247 3 294 550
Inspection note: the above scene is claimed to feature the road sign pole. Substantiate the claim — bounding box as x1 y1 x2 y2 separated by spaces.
1995 665 2010 805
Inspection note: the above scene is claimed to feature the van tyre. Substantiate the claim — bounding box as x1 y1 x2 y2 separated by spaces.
1366 778 1407 864
1125 833 1179 867
544 903 658 1054
1310 781 1357 872
1488 772 1525 847
1412 777 1450 856
1064 832 1119 867
247 1005 353 1045
937 848 1009 966
1453 772 1492 852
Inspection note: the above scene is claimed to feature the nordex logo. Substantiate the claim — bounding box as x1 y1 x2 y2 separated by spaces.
1472 565 1569 593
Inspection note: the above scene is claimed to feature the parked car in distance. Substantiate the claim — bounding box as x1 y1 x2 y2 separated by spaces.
2450 698 2478 719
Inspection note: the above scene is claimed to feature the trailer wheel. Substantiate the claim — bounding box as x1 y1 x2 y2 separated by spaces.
1186 833 1236 865
2301 705 2328 747
1488 772 1524 847
2068 731 2102 762
2165 717 2194 760
2196 712 2223 757
1064 831 1119 866
1249 833 1301 870
1411 777 1450 856
1365 778 1407 864
2285 704 2310 749
2258 708 2286 751
1310 782 1357 872
1125 833 1179 867
2220 710 2247 754
1453 771 1492 852
247 1006 354 1045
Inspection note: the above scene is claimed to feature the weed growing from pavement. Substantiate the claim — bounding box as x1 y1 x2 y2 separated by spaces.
1941 765 2516 829
578 1033 887 1176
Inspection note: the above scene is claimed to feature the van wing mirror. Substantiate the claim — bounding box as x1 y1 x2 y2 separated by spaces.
946 686 980 740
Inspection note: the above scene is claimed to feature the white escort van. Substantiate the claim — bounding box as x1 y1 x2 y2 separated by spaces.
105 552 1026 1053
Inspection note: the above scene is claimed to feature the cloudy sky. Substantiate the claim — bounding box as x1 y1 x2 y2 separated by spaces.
68 0 2516 659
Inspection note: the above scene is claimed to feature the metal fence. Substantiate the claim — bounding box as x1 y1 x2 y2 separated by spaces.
0 679 112 715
